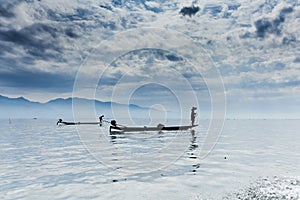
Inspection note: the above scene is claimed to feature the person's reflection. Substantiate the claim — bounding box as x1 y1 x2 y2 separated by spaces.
189 130 200 173
109 133 126 144
110 135 117 143
189 130 198 150
188 130 198 160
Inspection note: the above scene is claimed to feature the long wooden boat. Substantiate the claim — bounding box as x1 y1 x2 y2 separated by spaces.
110 124 197 133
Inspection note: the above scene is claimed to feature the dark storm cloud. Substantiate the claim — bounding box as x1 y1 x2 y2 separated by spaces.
99 5 113 11
0 0 36 18
111 0 123 8
0 42 14 55
0 22 81 60
0 2 97 93
64 28 79 38
0 23 63 60
0 4 15 18
254 7 293 38
180 6 200 17
282 35 296 45
0 68 75 92
165 54 183 62
0 0 31 18
294 57 300 63
255 18 280 38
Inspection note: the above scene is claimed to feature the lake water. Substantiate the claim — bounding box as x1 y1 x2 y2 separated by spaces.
0 119 299 199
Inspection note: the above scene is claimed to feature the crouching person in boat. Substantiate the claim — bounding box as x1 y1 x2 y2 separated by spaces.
157 123 165 130
109 120 122 133
57 119 63 125
56 119 75 125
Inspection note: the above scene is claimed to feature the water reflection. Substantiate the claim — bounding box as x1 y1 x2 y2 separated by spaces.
108 129 202 174
189 130 198 150
189 130 201 174
109 132 127 144
109 131 165 144
188 130 199 159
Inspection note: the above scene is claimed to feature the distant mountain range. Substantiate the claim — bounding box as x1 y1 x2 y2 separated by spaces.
0 95 149 119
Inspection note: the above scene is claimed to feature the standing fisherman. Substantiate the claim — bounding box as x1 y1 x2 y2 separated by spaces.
191 107 197 126
99 115 104 126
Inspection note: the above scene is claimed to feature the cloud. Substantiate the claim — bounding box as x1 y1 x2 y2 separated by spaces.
165 54 183 62
47 7 95 22
99 48 201 91
0 23 65 60
294 57 300 63
144 1 163 13
253 7 293 38
224 70 300 91
0 42 14 55
0 4 15 18
180 6 199 17
0 0 28 17
202 4 223 18
242 7 294 38
0 2 89 92
0 67 74 92
255 18 281 38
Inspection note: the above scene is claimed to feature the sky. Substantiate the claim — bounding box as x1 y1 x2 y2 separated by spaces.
0 0 299 118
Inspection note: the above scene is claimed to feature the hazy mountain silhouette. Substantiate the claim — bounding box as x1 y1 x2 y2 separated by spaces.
0 95 149 119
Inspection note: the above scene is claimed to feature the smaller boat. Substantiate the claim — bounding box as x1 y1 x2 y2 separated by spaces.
56 119 101 125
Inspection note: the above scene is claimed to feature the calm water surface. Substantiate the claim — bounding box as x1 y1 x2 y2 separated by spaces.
0 119 299 199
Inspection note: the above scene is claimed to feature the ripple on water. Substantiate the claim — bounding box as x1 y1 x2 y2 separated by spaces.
224 176 300 200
